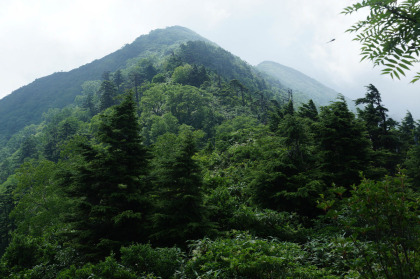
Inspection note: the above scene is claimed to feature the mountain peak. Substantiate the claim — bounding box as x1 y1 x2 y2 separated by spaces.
0 26 211 141
133 26 209 45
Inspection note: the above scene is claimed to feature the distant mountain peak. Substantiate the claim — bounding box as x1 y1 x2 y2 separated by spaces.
257 61 354 108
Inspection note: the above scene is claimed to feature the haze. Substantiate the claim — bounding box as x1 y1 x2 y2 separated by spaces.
1 0 419 120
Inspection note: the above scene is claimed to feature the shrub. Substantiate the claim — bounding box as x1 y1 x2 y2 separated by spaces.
120 243 184 279
329 175 420 278
184 231 338 278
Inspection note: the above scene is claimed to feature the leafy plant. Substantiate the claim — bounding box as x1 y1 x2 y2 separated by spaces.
184 231 338 278
343 0 420 82
330 174 419 278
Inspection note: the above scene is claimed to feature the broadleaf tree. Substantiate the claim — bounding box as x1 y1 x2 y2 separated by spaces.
343 0 420 82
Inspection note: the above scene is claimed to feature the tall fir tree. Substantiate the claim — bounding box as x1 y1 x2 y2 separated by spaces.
399 111 417 153
99 80 117 112
61 92 150 261
113 69 124 93
298 99 318 121
316 95 371 188
355 84 401 173
150 131 214 247
355 84 398 151
251 114 324 216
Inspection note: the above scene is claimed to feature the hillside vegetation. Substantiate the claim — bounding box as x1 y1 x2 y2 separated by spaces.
0 26 418 278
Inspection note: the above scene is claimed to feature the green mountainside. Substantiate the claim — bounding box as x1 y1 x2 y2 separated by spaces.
0 26 208 141
0 26 352 143
0 26 418 278
257 61 354 108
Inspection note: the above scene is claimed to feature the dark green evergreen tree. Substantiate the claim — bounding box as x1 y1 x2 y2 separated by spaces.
398 111 417 153
268 100 283 132
18 136 38 163
355 84 397 151
284 100 294 116
251 114 324 216
102 71 111 81
316 95 371 188
405 143 420 190
61 92 150 261
84 92 96 116
151 131 213 247
355 84 401 173
298 99 318 121
99 80 116 112
0 182 15 256
113 69 124 93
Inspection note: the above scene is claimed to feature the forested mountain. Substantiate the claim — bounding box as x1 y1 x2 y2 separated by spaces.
0 26 418 278
257 61 354 108
0 26 346 143
0 26 208 142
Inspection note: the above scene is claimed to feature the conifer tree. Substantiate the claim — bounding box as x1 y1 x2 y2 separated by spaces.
284 100 294 116
99 80 116 112
62 92 150 261
316 95 371 187
251 114 324 216
399 111 417 153
355 84 398 151
151 131 213 247
113 69 124 93
298 99 318 121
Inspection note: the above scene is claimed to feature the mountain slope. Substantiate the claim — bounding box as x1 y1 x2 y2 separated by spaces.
0 27 351 143
257 61 351 107
0 26 208 141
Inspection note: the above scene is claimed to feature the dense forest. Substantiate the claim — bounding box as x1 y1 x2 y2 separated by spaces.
0 27 419 278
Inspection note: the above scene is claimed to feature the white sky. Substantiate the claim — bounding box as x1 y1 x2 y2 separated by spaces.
0 0 419 120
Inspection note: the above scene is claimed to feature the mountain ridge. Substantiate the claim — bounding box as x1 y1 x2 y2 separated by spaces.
0 26 209 141
0 26 351 143
256 60 355 109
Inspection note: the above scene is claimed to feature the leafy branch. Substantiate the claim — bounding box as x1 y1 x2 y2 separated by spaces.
343 0 420 82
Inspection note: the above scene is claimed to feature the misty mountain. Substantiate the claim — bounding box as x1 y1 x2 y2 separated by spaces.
257 61 354 108
0 26 349 142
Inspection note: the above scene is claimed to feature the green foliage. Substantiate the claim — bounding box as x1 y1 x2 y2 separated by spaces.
120 243 184 278
0 26 208 141
0 25 419 279
398 110 418 154
315 96 371 187
184 231 338 278
355 84 398 151
405 145 420 189
214 115 261 151
330 175 419 278
343 0 420 82
172 64 209 87
11 159 66 237
227 207 308 242
177 41 270 93
99 79 117 112
56 244 183 279
250 113 324 216
61 93 151 261
57 255 138 279
150 130 215 247
0 176 16 255
298 99 318 121
1 234 50 271
140 84 212 142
